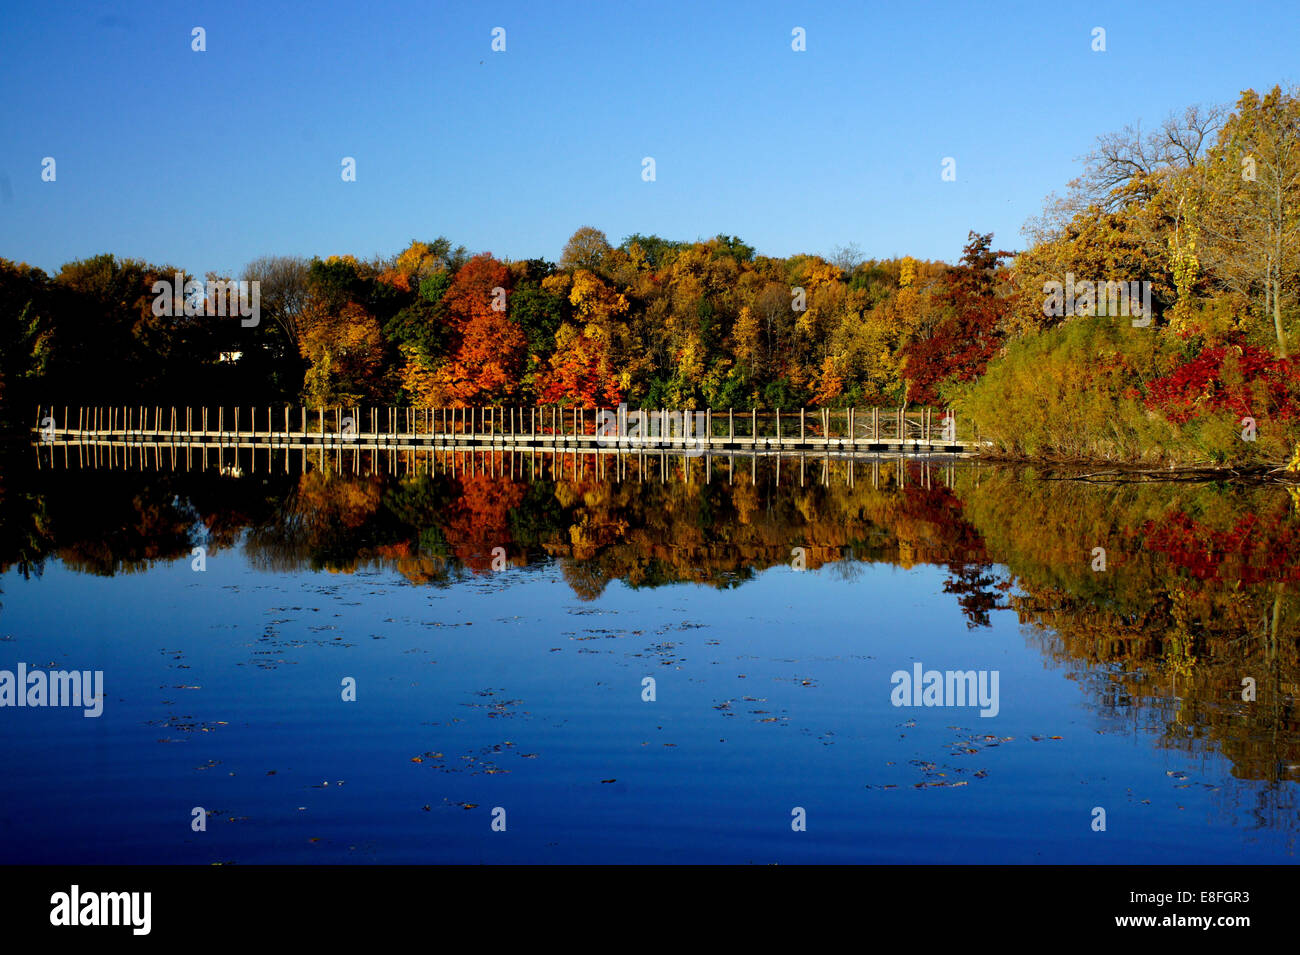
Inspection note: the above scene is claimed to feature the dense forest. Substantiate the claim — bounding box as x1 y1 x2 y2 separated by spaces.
2 85 1298 464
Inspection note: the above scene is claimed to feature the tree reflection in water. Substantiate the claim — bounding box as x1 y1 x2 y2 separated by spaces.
2 447 1297 836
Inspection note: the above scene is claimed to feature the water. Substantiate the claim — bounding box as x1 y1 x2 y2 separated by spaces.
0 448 1296 863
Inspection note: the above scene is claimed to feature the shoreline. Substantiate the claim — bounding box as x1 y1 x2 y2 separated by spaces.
970 452 1300 484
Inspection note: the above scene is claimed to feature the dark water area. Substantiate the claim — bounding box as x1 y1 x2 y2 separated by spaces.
1 444 1297 863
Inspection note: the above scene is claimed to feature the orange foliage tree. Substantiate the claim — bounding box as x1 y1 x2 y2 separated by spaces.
404 254 527 405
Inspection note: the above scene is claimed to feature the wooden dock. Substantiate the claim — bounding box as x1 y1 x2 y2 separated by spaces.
31 404 981 456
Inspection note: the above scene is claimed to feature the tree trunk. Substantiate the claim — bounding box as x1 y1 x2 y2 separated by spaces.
1274 276 1288 358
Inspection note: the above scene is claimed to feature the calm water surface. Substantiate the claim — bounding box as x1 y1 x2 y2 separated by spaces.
1 449 1296 863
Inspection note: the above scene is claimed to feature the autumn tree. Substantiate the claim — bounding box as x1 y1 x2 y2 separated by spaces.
901 233 1013 404
299 299 387 406
560 227 613 274
619 233 687 270
402 254 526 405
539 269 634 405
1193 86 1300 356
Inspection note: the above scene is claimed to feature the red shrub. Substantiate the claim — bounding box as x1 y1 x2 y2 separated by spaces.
1142 344 1300 424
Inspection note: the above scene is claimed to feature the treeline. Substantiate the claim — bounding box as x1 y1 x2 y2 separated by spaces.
2 85 1298 464
0 228 1002 427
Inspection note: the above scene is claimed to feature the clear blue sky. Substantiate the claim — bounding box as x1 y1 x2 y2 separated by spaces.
1 0 1296 278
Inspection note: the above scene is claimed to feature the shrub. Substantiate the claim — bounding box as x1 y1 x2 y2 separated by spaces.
946 318 1181 461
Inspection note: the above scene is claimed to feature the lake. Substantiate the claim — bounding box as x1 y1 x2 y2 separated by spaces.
1 446 1296 863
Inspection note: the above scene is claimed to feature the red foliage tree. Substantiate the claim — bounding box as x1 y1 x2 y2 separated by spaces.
901 232 1011 405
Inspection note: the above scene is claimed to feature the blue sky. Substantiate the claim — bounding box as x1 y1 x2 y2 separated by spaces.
1 0 1297 277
